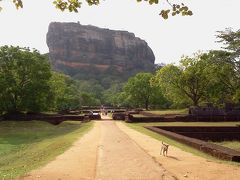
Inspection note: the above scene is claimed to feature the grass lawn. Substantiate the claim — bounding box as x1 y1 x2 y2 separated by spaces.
215 141 240 152
132 114 148 117
125 121 240 164
148 109 188 115
0 120 93 180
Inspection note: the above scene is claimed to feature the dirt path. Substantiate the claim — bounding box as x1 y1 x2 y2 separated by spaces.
100 114 112 120
116 122 240 180
20 122 101 180
95 121 174 180
20 121 174 180
19 121 240 180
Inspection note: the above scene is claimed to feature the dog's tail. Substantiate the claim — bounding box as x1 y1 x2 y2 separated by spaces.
162 141 169 146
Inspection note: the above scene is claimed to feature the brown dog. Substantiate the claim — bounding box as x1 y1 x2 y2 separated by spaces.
160 141 169 156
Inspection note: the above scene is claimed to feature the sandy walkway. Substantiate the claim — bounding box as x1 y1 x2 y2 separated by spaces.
20 121 174 180
20 122 101 180
116 122 240 180
19 121 240 180
95 121 174 180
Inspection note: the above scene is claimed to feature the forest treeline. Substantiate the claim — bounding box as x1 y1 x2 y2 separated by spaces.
0 28 239 114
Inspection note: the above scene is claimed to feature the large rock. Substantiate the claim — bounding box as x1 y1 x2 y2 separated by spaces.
47 22 155 80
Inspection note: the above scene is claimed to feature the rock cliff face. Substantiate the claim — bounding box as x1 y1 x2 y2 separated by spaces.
47 22 155 80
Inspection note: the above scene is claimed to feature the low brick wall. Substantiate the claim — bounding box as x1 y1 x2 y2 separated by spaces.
225 114 240 121
112 113 126 120
139 111 160 117
126 114 240 122
1 114 85 125
157 126 240 141
126 114 193 122
126 114 165 122
145 126 240 162
111 110 126 113
81 110 101 114
89 114 101 120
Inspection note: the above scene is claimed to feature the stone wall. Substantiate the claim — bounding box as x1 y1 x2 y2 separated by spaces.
1 113 84 125
126 114 240 122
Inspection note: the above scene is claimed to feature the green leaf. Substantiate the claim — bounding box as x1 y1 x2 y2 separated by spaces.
187 11 193 16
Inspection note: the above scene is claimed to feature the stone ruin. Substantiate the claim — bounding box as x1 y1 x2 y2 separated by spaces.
188 103 240 121
188 103 225 116
124 103 240 123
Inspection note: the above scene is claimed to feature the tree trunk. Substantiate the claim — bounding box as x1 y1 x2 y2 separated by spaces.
145 99 149 110
193 97 199 106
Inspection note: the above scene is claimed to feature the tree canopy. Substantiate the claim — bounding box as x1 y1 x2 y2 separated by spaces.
0 46 52 113
151 29 240 107
49 72 82 112
0 29 239 112
216 28 240 76
124 72 166 110
1 0 192 19
215 29 240 102
153 57 211 107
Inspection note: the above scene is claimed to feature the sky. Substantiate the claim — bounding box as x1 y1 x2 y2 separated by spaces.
0 0 239 64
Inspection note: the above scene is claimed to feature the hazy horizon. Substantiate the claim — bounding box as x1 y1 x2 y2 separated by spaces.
0 0 239 64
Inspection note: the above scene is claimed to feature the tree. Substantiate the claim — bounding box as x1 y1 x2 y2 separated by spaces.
152 29 240 106
50 72 82 112
77 80 104 100
149 87 170 109
201 50 240 104
0 46 52 113
153 55 212 106
102 82 124 106
114 91 132 108
152 64 190 107
217 29 240 85
217 28 240 70
1 0 192 19
204 29 240 103
124 72 162 110
80 92 101 106
57 84 81 111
